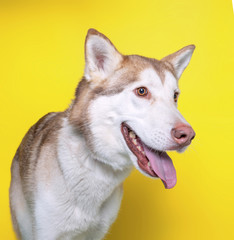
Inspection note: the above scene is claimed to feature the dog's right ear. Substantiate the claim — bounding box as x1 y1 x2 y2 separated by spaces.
84 29 123 81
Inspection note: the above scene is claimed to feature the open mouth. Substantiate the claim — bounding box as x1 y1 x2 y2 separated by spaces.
121 123 177 189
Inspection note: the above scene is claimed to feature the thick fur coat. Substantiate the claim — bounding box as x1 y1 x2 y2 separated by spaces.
10 29 195 240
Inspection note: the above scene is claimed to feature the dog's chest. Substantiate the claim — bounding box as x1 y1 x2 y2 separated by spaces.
43 124 128 237
36 161 124 239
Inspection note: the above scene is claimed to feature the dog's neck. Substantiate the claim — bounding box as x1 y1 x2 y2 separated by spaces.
57 117 132 214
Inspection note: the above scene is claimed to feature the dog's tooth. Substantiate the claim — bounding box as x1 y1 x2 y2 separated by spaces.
138 146 144 152
132 138 137 145
129 131 136 139
148 162 151 167
137 146 142 151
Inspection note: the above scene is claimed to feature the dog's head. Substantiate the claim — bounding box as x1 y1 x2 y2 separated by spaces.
70 29 195 188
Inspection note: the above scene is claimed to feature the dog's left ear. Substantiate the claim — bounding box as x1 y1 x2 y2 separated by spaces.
84 29 123 81
161 45 195 79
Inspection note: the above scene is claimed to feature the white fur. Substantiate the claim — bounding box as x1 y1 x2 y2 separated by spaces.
85 35 122 81
10 30 195 239
169 48 194 79
31 119 131 239
11 66 193 240
10 161 33 240
89 68 190 178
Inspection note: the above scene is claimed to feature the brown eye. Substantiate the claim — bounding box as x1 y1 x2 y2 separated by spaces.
136 87 148 97
174 92 179 103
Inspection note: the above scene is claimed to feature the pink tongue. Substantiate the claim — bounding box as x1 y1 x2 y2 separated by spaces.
143 144 177 189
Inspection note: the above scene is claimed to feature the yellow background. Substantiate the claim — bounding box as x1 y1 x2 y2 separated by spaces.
0 0 233 239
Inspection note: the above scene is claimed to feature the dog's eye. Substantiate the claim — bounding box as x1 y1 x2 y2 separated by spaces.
136 87 148 97
174 92 179 103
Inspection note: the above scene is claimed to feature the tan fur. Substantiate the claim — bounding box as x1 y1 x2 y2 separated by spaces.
10 29 195 240
10 112 65 235
161 45 195 79
69 50 184 155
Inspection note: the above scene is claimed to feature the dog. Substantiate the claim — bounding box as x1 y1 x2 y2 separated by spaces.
10 29 195 240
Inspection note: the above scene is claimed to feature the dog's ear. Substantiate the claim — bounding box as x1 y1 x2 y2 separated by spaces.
161 45 195 79
84 29 123 81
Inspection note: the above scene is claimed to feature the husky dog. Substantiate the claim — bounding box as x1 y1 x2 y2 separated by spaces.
10 29 195 240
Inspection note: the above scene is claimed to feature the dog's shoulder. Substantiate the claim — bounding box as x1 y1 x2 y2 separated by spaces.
12 112 66 186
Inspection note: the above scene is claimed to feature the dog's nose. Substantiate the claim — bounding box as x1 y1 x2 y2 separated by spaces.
171 125 195 146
